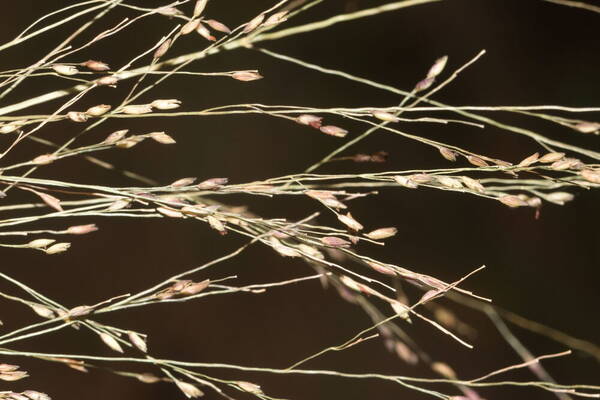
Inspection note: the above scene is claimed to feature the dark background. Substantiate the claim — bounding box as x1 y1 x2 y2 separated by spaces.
1 1 598 399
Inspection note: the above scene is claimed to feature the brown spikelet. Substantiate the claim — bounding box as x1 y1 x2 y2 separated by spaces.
81 60 110 71
149 131 176 144
102 129 129 145
518 152 539 167
181 19 200 35
580 168 600 184
99 332 123 353
372 110 399 122
337 213 363 231
196 21 216 41
128 331 148 353
231 71 263 81
122 104 153 115
320 125 348 137
33 191 63 212
67 224 98 235
67 111 88 122
86 104 111 116
438 147 457 162
205 19 231 33
499 195 527 207
321 236 351 248
45 242 71 255
153 38 171 59
538 152 565 163
466 155 489 167
365 227 397 240
193 0 208 17
32 153 57 165
170 177 197 187
243 14 265 33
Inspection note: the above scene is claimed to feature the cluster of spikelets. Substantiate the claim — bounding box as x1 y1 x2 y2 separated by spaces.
0 0 599 399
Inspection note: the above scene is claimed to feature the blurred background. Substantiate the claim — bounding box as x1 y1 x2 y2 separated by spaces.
1 0 598 399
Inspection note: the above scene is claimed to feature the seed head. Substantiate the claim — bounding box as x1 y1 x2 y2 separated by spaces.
153 38 171 59
243 14 265 33
0 120 26 134
264 11 288 26
0 364 20 373
415 76 435 92
175 380 204 398
461 176 485 193
466 155 489 167
86 104 111 116
151 99 181 110
527 197 542 208
27 239 55 249
116 136 145 149
180 279 210 295
96 75 118 86
321 236 351 248
438 146 457 162
52 64 78 76
157 6 182 17
0 370 28 381
29 303 56 319
81 60 110 71
32 153 57 165
181 19 200 35
390 300 411 321
573 121 600 134
157 207 184 218
409 173 432 184
372 110 399 122
546 191 574 205
320 125 348 138
231 71 263 81
580 168 600 184
67 111 88 122
35 191 62 211
366 261 397 275
337 213 363 231
149 131 176 144
432 362 457 379
99 332 123 353
237 381 263 395
137 373 161 384
365 227 397 240
196 21 216 41
296 114 322 128
518 152 539 167
270 237 300 257
193 0 208 17
538 152 565 163
67 224 98 235
205 19 231 33
499 195 528 208
45 242 71 255
22 391 51 400
207 215 226 234
551 157 579 171
128 331 147 353
121 104 153 115
103 129 129 144
170 177 197 187
394 175 418 189
427 55 448 79
197 177 228 189
436 176 462 189
68 305 93 318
